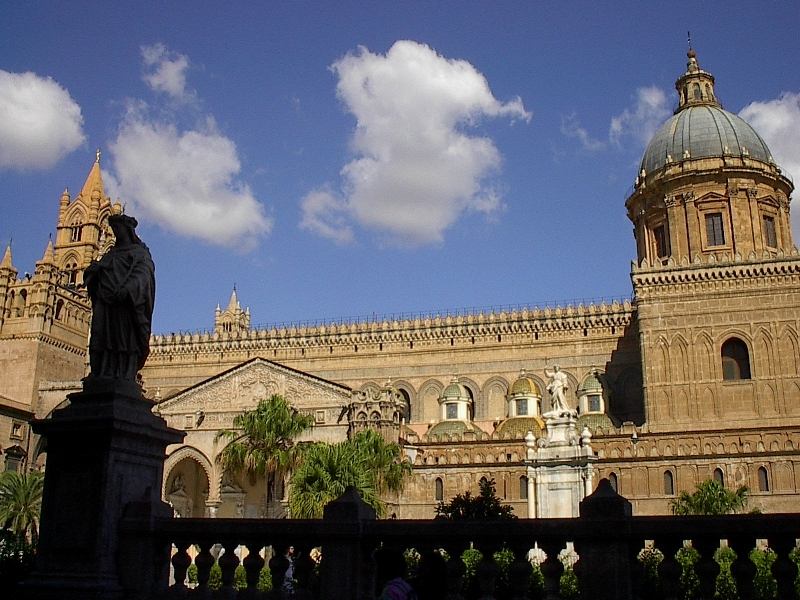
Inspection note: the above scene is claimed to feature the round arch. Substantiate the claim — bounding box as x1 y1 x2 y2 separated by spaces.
163 445 216 501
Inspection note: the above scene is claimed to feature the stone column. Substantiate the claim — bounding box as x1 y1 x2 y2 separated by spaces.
526 468 536 518
22 380 184 599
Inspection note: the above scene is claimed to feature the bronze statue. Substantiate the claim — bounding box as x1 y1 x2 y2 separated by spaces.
84 214 155 382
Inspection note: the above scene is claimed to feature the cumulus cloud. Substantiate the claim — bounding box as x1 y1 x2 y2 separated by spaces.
610 86 670 147
141 43 194 103
107 46 271 249
561 113 604 151
301 40 530 245
740 92 800 231
0 70 85 170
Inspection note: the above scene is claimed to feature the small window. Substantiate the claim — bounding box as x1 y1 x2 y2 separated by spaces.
763 215 777 248
517 398 528 416
588 395 601 413
520 476 528 500
663 470 675 496
692 83 701 101
757 467 769 492
722 338 751 380
713 468 725 485
705 213 726 246
608 472 618 493
434 477 443 502
446 403 458 420
653 224 669 258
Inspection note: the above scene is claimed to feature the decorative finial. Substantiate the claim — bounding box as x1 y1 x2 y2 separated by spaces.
96 148 101 163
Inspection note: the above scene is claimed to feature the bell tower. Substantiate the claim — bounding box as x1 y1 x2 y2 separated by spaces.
53 150 122 286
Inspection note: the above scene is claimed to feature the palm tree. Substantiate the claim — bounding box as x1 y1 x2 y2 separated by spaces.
215 395 314 508
288 441 380 518
288 431 411 518
670 479 749 515
0 470 44 544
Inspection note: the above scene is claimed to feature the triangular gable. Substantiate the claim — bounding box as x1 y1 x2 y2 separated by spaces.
157 357 352 417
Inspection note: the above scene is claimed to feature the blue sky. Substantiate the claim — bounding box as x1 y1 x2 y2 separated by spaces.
2 1 799 333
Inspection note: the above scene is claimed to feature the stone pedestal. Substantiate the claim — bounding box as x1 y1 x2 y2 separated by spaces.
525 415 596 518
22 380 184 599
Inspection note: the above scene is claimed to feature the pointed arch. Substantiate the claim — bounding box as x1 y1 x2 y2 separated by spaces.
655 337 670 383
670 334 689 382
163 445 215 500
481 376 510 420
694 332 714 381
756 329 774 377
778 327 800 376
721 337 751 380
418 379 444 423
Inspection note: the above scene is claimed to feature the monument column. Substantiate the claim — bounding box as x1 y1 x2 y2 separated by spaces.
23 214 184 600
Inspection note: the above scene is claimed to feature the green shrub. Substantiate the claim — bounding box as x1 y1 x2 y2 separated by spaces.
750 547 777 600
529 563 545 599
207 562 222 591
560 567 580 600
789 546 800 600
713 546 738 600
637 546 664 590
186 563 198 585
234 564 247 590
257 566 272 592
676 545 700 600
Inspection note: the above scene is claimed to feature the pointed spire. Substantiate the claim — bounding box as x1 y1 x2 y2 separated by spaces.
79 150 105 200
1 244 13 269
227 287 240 311
39 240 55 264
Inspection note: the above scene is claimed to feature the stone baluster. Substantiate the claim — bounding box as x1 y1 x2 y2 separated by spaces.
728 534 756 599
218 541 241 599
241 543 265 598
655 537 682 600
170 542 192 597
537 540 564 600
693 536 720 599
769 535 798 600
194 542 215 599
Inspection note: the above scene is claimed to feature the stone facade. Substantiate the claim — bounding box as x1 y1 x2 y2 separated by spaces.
2 51 798 518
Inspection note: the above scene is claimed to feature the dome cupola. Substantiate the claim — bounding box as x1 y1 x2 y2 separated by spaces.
627 49 794 267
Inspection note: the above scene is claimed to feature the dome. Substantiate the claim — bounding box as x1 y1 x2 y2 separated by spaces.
578 371 603 394
577 412 615 433
510 372 541 396
641 106 773 175
427 419 479 438
441 377 471 402
494 416 545 439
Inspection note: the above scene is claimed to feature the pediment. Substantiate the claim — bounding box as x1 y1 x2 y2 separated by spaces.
156 357 351 417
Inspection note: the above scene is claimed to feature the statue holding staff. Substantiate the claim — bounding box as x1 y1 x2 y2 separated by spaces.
84 214 155 383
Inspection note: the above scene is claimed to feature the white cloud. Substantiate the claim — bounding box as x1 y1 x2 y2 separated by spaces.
740 92 800 232
300 189 353 244
141 43 194 103
0 70 85 169
610 86 670 147
561 113 604 151
302 40 530 246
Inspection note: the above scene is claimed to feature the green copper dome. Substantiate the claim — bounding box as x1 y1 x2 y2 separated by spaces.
641 106 772 175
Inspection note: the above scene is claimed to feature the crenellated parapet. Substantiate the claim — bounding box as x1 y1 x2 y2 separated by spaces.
150 299 635 357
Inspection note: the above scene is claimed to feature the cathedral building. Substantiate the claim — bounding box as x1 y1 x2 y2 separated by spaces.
2 51 798 518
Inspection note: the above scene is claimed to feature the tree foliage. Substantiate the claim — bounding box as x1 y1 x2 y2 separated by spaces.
670 479 749 515
0 470 44 544
434 478 517 521
215 395 314 500
288 430 411 518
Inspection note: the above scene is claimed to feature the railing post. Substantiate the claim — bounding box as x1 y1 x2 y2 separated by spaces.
320 487 377 600
575 478 634 600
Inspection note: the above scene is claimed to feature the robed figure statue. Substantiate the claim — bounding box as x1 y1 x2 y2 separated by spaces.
84 214 155 383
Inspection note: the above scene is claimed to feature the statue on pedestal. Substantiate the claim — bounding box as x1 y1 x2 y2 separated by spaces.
84 214 155 383
544 365 574 417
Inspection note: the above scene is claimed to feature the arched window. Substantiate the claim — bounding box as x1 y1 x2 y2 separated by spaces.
520 476 528 500
70 219 82 242
55 299 64 320
434 477 443 502
713 468 725 485
722 338 751 380
608 472 618 493
663 470 675 496
692 83 701 100
757 467 769 492
398 388 412 422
